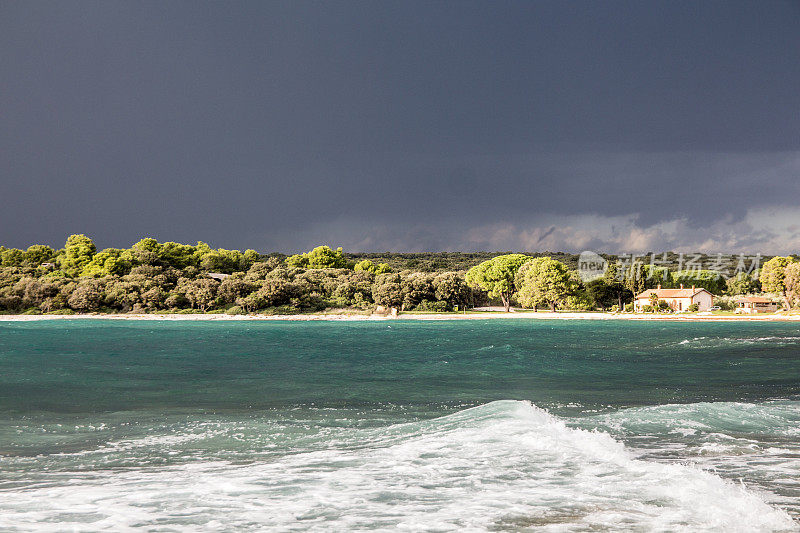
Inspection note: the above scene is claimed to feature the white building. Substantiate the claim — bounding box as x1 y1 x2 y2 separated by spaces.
735 296 778 314
634 285 714 312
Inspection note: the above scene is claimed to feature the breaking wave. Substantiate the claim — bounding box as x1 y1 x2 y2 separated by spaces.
578 400 800 522
0 401 795 531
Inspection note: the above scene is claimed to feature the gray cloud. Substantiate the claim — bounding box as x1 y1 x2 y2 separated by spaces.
284 206 800 256
1 2 798 252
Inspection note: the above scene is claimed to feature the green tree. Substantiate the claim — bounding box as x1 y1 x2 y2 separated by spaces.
104 279 141 311
256 278 293 307
725 272 760 295
783 262 800 308
217 275 255 305
649 292 659 312
306 246 348 269
760 256 795 306
242 249 261 268
330 271 374 308
0 248 24 267
237 291 267 312
372 273 404 309
164 291 189 310
514 257 572 312
433 271 473 311
192 241 213 264
244 261 279 281
465 254 530 312
643 265 671 289
160 242 198 269
23 245 56 266
624 262 647 298
286 254 309 269
140 286 165 310
199 248 244 273
354 259 391 274
284 246 348 270
68 279 104 312
354 259 375 272
400 272 436 310
585 278 617 311
131 238 162 265
81 249 131 277
40 286 69 313
601 262 632 311
180 278 219 311
562 287 595 311
672 270 726 294
17 277 59 309
60 234 97 275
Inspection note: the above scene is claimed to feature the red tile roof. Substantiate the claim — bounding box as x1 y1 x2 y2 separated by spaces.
737 296 774 303
635 288 711 299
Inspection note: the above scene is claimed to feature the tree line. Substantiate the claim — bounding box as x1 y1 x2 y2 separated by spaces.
0 235 780 315
0 236 474 314
463 253 767 313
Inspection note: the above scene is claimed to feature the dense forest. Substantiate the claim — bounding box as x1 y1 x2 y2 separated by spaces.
0 235 789 315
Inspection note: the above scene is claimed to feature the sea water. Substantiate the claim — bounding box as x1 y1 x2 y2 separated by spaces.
0 319 798 531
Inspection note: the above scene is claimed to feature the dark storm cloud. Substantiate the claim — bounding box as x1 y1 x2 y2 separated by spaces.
1 1 798 252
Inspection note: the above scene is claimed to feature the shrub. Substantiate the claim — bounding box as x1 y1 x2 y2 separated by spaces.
45 308 75 315
244 261 276 281
290 293 326 311
563 293 594 311
372 273 404 308
68 279 104 311
354 259 390 274
433 271 473 310
714 295 737 311
415 299 450 312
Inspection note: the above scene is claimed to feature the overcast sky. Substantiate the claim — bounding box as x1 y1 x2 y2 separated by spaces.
1 1 799 253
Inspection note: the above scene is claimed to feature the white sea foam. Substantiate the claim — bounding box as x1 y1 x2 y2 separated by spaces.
673 335 800 348
580 400 800 522
0 401 795 532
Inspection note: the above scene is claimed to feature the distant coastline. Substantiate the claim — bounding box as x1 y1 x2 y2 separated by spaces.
0 235 790 318
2 311 799 322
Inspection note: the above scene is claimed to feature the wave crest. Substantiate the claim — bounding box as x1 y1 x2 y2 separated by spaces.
583 400 800 437
0 400 795 531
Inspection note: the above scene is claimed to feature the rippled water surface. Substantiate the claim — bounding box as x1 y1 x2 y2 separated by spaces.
1 319 799 531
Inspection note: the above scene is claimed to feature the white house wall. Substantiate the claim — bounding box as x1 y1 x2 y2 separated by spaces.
692 292 713 311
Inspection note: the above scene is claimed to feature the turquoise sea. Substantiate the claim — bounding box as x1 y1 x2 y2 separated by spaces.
1 319 799 531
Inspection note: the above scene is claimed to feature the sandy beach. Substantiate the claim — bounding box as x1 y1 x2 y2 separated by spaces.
2 311 799 322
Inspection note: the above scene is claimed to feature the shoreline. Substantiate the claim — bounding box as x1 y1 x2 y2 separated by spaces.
1 311 799 322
